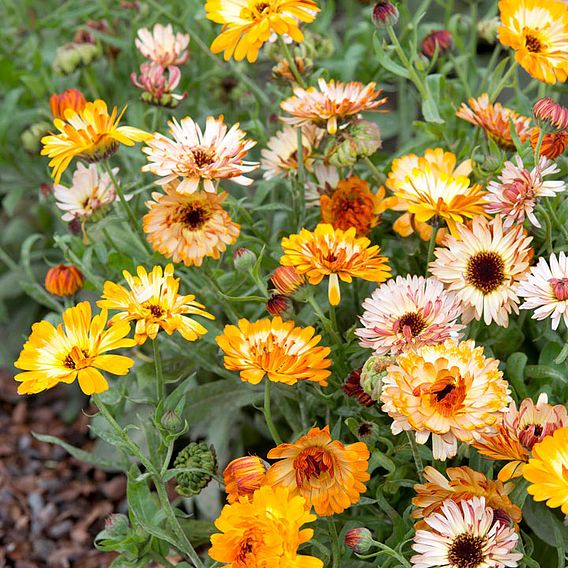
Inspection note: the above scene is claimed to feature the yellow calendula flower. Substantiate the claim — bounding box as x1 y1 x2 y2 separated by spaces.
14 302 135 396
98 264 214 345
41 99 150 184
280 223 391 305
498 0 568 84
205 0 320 63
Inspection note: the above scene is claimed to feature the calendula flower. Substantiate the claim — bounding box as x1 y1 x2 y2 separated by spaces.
53 163 118 223
518 252 568 329
474 394 568 481
320 176 392 236
270 266 306 296
49 88 86 120
530 128 568 159
430 216 533 327
142 115 258 194
524 426 568 515
485 156 565 228
533 97 568 131
209 485 322 568
281 78 387 134
456 93 532 150
98 264 214 345
498 0 568 84
412 466 522 530
45 264 85 297
381 339 511 460
41 99 150 184
216 317 331 386
14 302 135 396
411 497 523 568
356 275 464 356
261 124 322 179
135 23 189 66
205 0 320 63
265 426 370 516
143 181 240 267
224 456 268 503
280 223 391 305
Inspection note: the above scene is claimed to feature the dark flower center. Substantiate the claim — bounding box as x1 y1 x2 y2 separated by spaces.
396 312 427 337
255 2 270 15
191 147 216 168
180 204 212 229
466 251 505 294
525 32 543 53
448 533 486 568
62 348 89 369
294 447 333 485
144 303 165 318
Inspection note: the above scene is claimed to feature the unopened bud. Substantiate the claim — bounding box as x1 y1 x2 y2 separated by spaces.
360 355 393 401
271 266 306 297
327 120 382 167
477 17 500 45
21 122 52 155
421 30 453 58
372 1 399 29
267 294 294 318
224 455 268 503
45 264 85 297
342 368 375 407
356 420 380 443
533 98 568 132
233 247 257 272
160 410 184 433
345 527 375 554
104 514 130 537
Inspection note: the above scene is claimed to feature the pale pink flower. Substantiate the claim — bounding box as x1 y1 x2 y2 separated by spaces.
135 23 189 67
486 156 565 228
356 275 464 356
305 164 340 207
131 62 186 107
518 251 568 330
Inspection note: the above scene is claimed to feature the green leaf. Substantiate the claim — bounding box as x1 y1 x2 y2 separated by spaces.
421 97 444 124
523 498 568 549
18 280 62 312
505 352 528 398
525 365 567 384
373 34 410 79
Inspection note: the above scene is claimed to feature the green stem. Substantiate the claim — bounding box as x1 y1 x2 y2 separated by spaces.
537 205 553 255
546 200 568 241
425 219 439 276
153 337 165 403
329 519 341 568
533 127 546 162
405 430 424 479
0 245 17 270
363 156 385 185
358 541 412 567
263 380 283 445
489 58 517 101
277 36 305 87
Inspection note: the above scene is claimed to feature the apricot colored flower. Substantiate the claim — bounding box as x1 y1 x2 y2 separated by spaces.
98 264 214 345
412 466 522 529
270 266 306 296
135 23 189 66
524 426 568 515
280 223 391 305
224 456 268 503
533 97 568 131
209 485 322 568
265 426 370 516
430 216 533 327
142 115 258 194
498 0 568 84
45 264 84 297
356 275 463 356
281 78 387 134
143 181 240 267
381 339 511 460
41 100 150 184
216 317 332 386
206 0 320 63
530 128 568 159
49 88 86 120
456 93 532 150
14 302 135 396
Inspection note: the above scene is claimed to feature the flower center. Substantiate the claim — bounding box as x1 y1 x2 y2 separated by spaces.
448 533 486 568
254 2 271 15
549 277 568 301
190 147 216 168
62 347 89 369
414 370 466 416
294 447 333 485
180 203 212 229
143 303 165 318
396 312 427 337
524 31 543 53
237 531 262 563
466 251 505 294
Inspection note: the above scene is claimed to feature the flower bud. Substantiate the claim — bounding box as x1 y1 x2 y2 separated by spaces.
533 98 568 132
45 264 85 297
104 514 130 537
267 294 294 318
52 42 103 75
233 247 257 272
530 128 568 159
345 527 374 554
421 30 453 58
477 17 500 45
160 410 184 434
21 122 52 155
131 62 187 108
327 120 382 167
270 266 306 297
50 89 87 119
342 368 375 407
174 442 217 497
356 420 380 443
224 455 268 503
360 355 394 401
372 1 399 29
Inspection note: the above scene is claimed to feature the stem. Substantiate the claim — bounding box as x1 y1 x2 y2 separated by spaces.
533 128 545 162
263 380 283 445
405 431 424 479
0 245 18 270
546 200 568 241
363 156 385 185
537 205 553 255
153 337 165 403
277 36 305 87
489 58 517 101
425 219 439 276
329 519 341 568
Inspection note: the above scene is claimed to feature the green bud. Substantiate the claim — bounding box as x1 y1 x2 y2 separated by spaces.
161 410 184 434
174 442 217 497
104 514 130 537
360 355 394 401
21 122 52 155
478 17 500 45
356 420 381 444
233 247 257 272
52 42 102 75
345 527 375 554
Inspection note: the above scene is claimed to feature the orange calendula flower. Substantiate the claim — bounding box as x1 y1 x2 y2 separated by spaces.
456 93 533 150
224 456 268 503
530 127 568 159
498 0 568 84
205 0 320 63
270 265 306 297
144 182 240 267
280 223 391 305
41 100 150 184
533 97 568 131
265 426 370 516
209 485 322 568
524 426 568 515
49 88 87 120
216 317 332 386
98 264 214 345
45 264 85 297
412 466 522 530
14 302 135 396
381 339 512 461
281 78 387 135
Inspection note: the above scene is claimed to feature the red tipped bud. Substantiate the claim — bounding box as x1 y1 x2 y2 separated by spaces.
270 266 306 296
267 294 293 318
45 264 84 297
533 98 568 132
372 1 399 29
345 527 374 554
224 456 268 503
421 30 453 58
49 89 87 120
233 247 257 271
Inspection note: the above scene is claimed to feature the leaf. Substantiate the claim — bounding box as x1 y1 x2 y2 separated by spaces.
373 34 410 79
505 352 528 398
18 280 62 312
523 498 568 548
525 365 567 384
421 97 444 124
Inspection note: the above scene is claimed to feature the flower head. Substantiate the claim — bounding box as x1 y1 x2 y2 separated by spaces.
206 0 320 63
49 88 86 120
270 265 306 296
216 317 332 386
131 62 186 107
143 182 240 267
381 339 511 460
305 164 340 206
356 275 464 356
41 100 150 184
498 0 568 84
224 456 268 503
456 93 532 150
430 216 533 327
372 1 399 29
345 528 374 554
281 78 387 134
142 115 258 194
14 302 135 395
342 368 376 407
530 128 568 159
265 426 370 516
533 97 568 131
280 223 391 305
45 264 85 297
98 264 214 345
209 485 322 568
135 23 189 66
421 30 453 58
